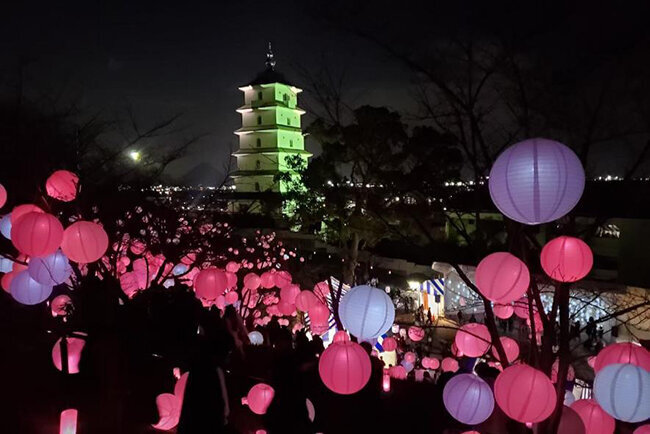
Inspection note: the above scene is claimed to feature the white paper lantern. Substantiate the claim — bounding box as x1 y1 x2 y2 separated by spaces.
594 363 650 422
248 331 264 345
338 285 395 341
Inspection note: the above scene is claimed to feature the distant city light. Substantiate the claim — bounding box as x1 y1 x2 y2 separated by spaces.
129 150 142 162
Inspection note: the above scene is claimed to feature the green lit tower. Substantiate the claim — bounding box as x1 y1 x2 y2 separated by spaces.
232 44 311 195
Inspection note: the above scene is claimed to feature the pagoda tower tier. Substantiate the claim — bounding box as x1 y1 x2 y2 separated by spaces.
232 45 311 194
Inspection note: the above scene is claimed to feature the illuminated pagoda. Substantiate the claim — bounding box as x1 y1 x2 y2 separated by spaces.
232 44 311 197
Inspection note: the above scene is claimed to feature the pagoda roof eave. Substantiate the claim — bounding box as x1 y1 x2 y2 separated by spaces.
238 83 303 93
236 104 306 114
232 148 312 157
234 125 303 135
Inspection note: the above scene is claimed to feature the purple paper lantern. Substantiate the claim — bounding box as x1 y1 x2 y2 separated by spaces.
489 138 585 225
10 270 53 305
443 373 495 425
28 249 72 286
0 214 11 240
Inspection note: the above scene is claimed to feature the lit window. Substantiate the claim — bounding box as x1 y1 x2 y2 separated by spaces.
287 117 291 126
289 139 293 147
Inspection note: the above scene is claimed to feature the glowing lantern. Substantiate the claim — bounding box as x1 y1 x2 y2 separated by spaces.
551 359 575 383
514 296 535 319
442 357 459 373
401 360 414 372
10 270 52 305
225 271 237 288
120 272 141 298
61 221 108 264
0 214 11 239
248 331 263 345
570 399 615 434
46 170 79 202
404 352 416 364
594 342 650 373
314 281 330 297
11 212 64 257
225 291 239 305
310 322 329 336
280 284 301 305
1 271 16 293
52 336 85 374
319 341 371 394
488 138 585 225
558 405 586 434
382 369 391 392
308 302 330 324
455 323 491 357
390 365 407 379
274 270 292 288
277 300 295 316
260 271 275 289
51 294 73 317
295 290 318 312
28 250 72 285
0 184 6 208
492 336 519 363
475 252 530 303
541 236 593 282
333 331 350 343
381 336 397 352
60 409 78 434
244 272 261 290
246 383 275 415
428 358 440 370
443 373 495 425
11 204 43 224
194 268 228 299
494 364 556 423
593 363 650 422
493 303 514 319
451 342 464 357
225 261 240 273
152 393 181 431
408 326 425 342
634 426 650 434
421 357 431 369
338 285 395 341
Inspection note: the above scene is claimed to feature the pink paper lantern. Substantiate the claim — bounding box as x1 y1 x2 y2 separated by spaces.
443 373 495 425
390 365 407 380
514 296 535 319
475 252 530 304
11 212 64 257
274 270 292 288
46 170 79 202
60 408 78 434
51 294 73 317
0 184 6 209
225 291 239 305
541 236 593 282
570 399 615 434
295 290 318 312
61 221 108 264
194 268 228 299
277 300 295 316
1 271 16 293
451 342 464 357
558 405 586 434
310 321 329 336
243 272 261 290
152 393 181 431
11 204 43 224
225 271 237 288
455 323 491 357
225 261 240 273
333 330 350 343
495 364 556 423
381 336 397 352
52 336 86 374
408 326 425 342
634 426 650 434
319 341 371 394
492 336 520 363
493 303 514 319
314 281 330 297
421 357 431 369
594 342 650 373
404 351 416 364
551 359 575 383
280 284 301 305
308 302 330 324
246 383 275 415
428 358 440 370
260 271 275 289
441 357 459 373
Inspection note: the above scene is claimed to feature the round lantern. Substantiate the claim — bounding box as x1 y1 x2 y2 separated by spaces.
408 326 425 342
390 365 407 379
274 270 292 288
152 393 180 431
0 255 12 273
593 363 650 422
61 221 108 264
455 323 491 357
295 290 318 312
541 236 593 282
488 138 585 225
451 342 464 357
308 302 330 324
277 300 295 316
338 285 395 341
224 291 239 305
225 272 237 288
558 405 586 434
0 184 6 208
475 252 530 303
319 341 371 394
225 261 240 273
493 303 514 319
51 294 73 317
310 321 329 336
1 271 16 293
492 336 519 363
11 212 64 257
0 214 11 239
428 357 440 370
634 426 650 434
514 296 535 319
52 336 86 374
381 336 397 352
243 272 261 290
570 399 615 434
594 342 650 373
443 373 495 425
193 268 228 299
10 270 52 305
404 351 416 364
333 331 350 343
551 359 575 383
28 250 72 285
248 331 263 345
11 204 43 224
314 281 330 297
260 271 275 289
494 364 556 423
421 357 431 369
246 383 275 415
442 357 459 373
46 170 79 202
280 284 300 305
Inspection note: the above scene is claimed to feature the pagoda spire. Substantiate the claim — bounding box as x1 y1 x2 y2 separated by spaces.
265 42 276 71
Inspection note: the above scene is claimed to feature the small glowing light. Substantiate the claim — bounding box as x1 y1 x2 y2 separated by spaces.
407 280 420 290
129 150 141 162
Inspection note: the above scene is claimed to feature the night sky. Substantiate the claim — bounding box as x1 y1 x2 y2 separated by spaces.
3 1 650 183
